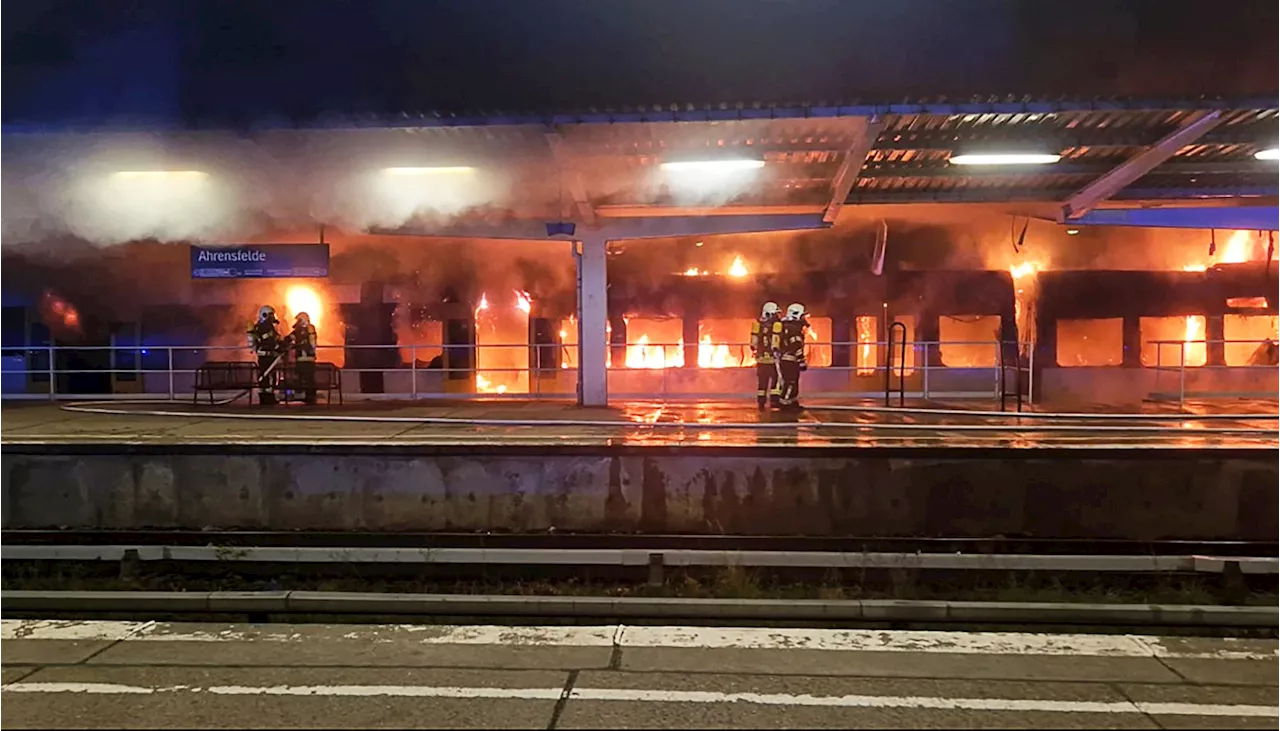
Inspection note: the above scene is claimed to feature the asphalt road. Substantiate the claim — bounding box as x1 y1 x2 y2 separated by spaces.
2 620 1275 729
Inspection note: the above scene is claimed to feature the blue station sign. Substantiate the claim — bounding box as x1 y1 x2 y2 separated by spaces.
190 244 329 279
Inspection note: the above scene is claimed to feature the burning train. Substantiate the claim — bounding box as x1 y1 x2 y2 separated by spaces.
1 226 1276 404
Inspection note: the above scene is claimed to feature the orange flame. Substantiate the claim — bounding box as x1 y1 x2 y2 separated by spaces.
727 256 749 278
283 285 323 332
855 316 876 375
1185 230 1261 271
1181 316 1207 366
39 291 82 336
474 291 530 394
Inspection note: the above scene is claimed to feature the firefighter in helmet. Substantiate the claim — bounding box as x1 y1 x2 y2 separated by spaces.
246 305 283 405
777 302 809 410
289 312 319 405
749 301 784 409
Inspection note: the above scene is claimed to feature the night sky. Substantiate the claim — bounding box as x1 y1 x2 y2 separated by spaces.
3 0 1277 128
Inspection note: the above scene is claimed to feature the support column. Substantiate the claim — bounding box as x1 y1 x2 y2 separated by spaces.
576 235 609 406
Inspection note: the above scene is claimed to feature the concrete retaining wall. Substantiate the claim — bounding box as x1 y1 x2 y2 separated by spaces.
3 446 1276 540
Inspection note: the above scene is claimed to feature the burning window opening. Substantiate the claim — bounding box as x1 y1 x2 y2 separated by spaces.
622 318 684 369
1140 316 1207 368
855 315 876 375
1224 314 1280 367
697 319 756 368
474 289 531 394
938 315 1001 368
1056 318 1124 367
393 308 443 367
804 317 833 368
1227 297 1270 310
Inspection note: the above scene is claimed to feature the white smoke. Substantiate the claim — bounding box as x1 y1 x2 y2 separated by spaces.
0 129 519 247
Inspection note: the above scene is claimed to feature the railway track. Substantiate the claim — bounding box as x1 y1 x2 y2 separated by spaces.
3 530 1275 557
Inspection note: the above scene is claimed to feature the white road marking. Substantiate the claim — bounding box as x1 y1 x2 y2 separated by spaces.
0 620 143 642
2 683 164 695
412 625 617 647
2 683 1274 717
617 626 1280 660
206 685 564 699
2 620 1276 660
569 689 1279 717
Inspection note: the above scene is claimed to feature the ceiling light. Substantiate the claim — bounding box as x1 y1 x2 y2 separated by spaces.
659 159 766 172
948 153 1061 166
1066 229 1080 235
1254 148 1279 161
383 166 476 175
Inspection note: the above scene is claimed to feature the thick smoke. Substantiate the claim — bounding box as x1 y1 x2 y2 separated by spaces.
1 130 528 246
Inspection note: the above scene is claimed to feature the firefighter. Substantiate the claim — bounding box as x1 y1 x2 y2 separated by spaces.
750 302 783 409
246 305 283 405
777 302 809 410
289 311 319 404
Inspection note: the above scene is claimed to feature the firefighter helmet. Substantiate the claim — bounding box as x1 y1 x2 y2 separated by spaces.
785 303 806 321
257 305 276 322
295 312 311 327
761 302 780 319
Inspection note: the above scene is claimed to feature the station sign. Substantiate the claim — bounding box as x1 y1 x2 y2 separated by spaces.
190 244 329 279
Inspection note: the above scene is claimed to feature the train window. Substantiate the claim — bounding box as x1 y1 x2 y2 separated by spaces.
558 318 620 369
1226 297 1270 310
698 319 757 368
1140 316 1206 367
939 315 1000 368
887 315 916 376
475 295 530 395
620 317 684 369
1224 315 1280 366
1055 318 1123 367
802 317 832 368
558 318 580 369
396 310 443 368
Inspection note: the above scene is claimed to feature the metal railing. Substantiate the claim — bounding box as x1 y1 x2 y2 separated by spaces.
3 336 1275 403
1150 338 1279 405
884 321 907 407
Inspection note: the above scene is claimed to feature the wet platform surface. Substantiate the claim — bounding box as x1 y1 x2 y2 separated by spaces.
5 620 1276 730
3 398 1276 450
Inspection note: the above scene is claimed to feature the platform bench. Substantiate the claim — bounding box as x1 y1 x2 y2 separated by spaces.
192 361 260 405
278 362 344 406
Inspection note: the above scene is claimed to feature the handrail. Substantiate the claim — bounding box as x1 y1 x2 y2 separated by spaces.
885 321 907 407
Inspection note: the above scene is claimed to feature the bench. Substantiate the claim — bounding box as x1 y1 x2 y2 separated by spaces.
193 361 260 405
278 362 344 406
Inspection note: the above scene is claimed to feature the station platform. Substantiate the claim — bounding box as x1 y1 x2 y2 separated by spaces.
1 399 1276 541
4 620 1275 729
2 398 1277 448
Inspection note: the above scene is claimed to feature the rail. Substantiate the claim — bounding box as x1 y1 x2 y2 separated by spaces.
2 336 1275 403
1149 337 1279 406
7 544 1277 574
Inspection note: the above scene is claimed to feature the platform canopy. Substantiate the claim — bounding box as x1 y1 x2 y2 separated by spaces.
6 97 1277 234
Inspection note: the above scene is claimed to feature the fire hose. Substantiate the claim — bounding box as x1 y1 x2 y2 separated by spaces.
205 350 288 407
